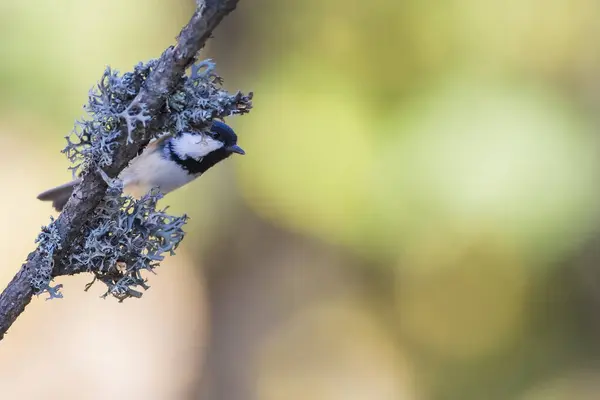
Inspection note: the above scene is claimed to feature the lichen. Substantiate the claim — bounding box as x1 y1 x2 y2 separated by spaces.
69 187 188 301
33 58 252 300
31 218 64 300
164 59 253 135
63 61 158 178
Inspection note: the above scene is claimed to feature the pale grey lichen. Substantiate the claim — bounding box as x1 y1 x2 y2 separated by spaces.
164 59 252 134
31 218 64 300
63 59 252 178
70 188 188 301
33 58 252 300
63 61 158 178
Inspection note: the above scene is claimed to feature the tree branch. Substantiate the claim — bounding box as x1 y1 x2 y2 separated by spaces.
0 0 241 341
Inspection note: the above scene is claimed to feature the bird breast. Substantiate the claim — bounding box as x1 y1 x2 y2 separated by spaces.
119 148 197 198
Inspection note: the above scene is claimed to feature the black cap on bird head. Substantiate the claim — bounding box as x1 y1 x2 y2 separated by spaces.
209 120 245 155
168 120 245 175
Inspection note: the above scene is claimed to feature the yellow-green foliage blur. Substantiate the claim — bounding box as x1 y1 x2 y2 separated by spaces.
1 1 600 399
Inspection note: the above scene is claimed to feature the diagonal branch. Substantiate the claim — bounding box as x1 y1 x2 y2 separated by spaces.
0 0 240 341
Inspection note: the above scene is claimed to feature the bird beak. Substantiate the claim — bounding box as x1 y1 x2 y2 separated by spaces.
226 144 245 155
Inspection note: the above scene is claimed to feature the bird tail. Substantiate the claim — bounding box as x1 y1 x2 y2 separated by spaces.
36 178 82 212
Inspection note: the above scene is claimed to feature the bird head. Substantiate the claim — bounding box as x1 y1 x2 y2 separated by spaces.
168 120 245 175
206 120 245 156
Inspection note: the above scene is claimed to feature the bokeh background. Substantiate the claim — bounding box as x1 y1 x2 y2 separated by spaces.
1 0 600 399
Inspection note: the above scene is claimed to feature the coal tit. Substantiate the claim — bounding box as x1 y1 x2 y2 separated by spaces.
37 120 245 211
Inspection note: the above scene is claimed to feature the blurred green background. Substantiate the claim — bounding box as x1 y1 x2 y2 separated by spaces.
1 0 600 399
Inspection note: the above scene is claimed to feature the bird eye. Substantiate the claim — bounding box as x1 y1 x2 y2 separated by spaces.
208 131 220 140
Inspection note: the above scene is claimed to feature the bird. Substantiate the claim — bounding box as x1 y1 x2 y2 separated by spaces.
37 120 245 211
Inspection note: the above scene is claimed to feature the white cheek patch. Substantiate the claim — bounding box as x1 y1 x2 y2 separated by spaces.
172 133 224 160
